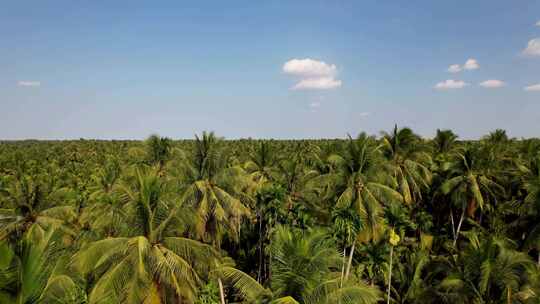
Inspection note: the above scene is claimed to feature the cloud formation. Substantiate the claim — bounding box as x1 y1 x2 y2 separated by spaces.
283 58 337 77
536 20 540 27
283 58 342 90
523 38 540 56
293 77 342 90
524 83 540 91
18 81 41 87
435 79 468 90
447 64 462 73
447 58 479 73
479 80 506 88
463 58 479 70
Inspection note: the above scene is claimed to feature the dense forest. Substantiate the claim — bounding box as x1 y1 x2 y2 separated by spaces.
1 127 540 304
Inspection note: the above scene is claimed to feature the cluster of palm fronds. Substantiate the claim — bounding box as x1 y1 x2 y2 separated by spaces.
1 127 540 303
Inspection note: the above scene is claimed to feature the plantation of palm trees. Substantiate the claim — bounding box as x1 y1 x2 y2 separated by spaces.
1 128 540 303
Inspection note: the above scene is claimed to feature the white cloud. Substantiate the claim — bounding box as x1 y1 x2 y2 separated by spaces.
434 79 468 90
359 112 370 117
17 81 41 87
524 83 540 91
284 58 342 90
536 20 540 27
283 58 337 77
523 38 540 56
447 64 462 73
463 58 479 70
293 77 342 90
446 58 478 73
479 80 506 88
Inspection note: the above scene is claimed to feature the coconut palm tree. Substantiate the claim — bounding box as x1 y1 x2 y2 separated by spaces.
268 226 382 304
439 148 503 246
438 231 537 303
145 134 172 173
323 133 402 281
433 129 458 156
0 170 76 243
0 225 84 304
276 154 321 226
381 125 432 206
245 141 279 185
514 153 540 265
178 131 251 247
72 167 219 303
79 156 126 238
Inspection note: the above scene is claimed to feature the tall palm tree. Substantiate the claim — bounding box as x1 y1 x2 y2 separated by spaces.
145 134 172 174
178 131 251 247
381 125 432 206
276 154 321 226
324 133 402 281
0 225 83 304
439 148 503 246
80 156 126 238
433 129 458 156
0 170 76 243
72 167 218 303
514 153 540 265
438 232 536 303
268 226 381 304
245 141 279 186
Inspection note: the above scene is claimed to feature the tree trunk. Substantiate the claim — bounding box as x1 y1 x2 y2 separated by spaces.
450 208 456 242
453 205 466 247
218 278 226 304
340 246 346 287
257 212 263 283
387 245 394 304
344 239 356 280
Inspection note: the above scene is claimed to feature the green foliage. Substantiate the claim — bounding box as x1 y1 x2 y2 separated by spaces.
0 127 539 303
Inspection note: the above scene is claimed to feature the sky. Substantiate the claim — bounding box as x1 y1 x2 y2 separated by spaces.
1 1 540 140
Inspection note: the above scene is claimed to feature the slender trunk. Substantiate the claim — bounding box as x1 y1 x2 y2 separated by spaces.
257 212 263 283
387 245 394 304
479 212 483 226
344 239 356 280
450 207 456 242
537 252 540 267
218 278 226 304
340 246 346 287
453 205 466 247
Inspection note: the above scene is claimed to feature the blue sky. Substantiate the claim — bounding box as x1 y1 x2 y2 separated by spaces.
1 1 540 139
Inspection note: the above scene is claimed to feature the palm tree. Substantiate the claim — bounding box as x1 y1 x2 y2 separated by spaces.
79 156 126 238
0 225 84 304
245 141 279 185
145 134 172 173
324 133 402 281
433 129 458 156
178 132 251 247
438 231 536 303
390 249 435 304
0 170 76 243
439 148 503 246
72 167 218 303
332 207 362 287
276 154 321 226
381 125 432 206
268 226 381 304
514 153 540 265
